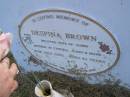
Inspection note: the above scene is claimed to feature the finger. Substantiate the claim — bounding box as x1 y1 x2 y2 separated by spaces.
0 57 10 68
0 47 6 61
11 80 18 93
9 63 18 77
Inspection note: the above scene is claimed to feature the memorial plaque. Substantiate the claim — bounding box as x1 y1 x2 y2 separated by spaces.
19 9 120 75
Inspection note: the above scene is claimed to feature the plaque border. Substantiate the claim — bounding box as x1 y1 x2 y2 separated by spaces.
18 9 120 76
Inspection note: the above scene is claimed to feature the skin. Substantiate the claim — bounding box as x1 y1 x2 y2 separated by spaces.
0 48 18 97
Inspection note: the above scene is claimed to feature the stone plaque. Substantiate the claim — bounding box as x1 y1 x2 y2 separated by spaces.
19 9 120 75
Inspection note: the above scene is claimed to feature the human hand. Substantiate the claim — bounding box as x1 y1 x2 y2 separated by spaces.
0 32 18 97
